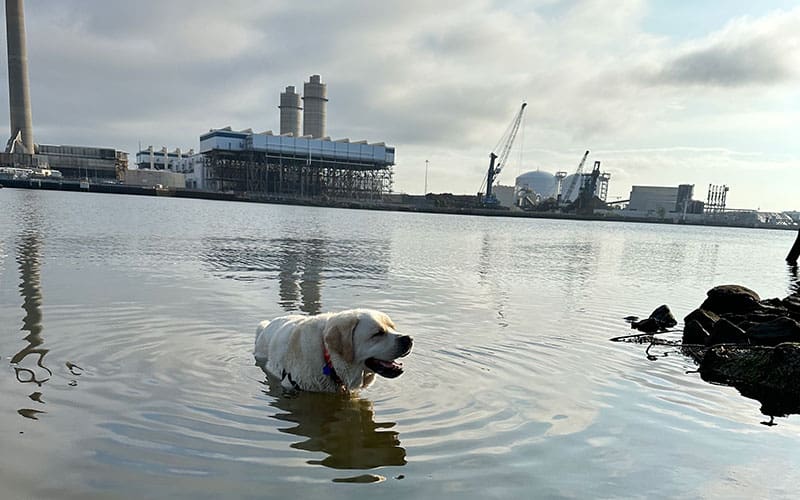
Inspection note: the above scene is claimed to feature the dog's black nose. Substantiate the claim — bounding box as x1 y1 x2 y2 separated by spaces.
399 335 413 354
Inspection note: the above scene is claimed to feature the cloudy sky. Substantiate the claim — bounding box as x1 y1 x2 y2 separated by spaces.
3 0 799 210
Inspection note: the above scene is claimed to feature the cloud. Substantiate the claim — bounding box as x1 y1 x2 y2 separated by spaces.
644 8 800 87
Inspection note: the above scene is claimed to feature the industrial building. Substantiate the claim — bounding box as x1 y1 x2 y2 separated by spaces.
123 168 185 189
36 144 128 180
173 154 207 190
131 74 393 199
133 146 208 190
199 74 395 199
135 146 194 170
200 127 395 198
515 165 610 208
625 184 704 216
491 185 516 208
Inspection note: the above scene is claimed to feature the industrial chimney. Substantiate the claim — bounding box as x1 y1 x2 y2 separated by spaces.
5 0 34 153
279 85 301 137
302 75 327 139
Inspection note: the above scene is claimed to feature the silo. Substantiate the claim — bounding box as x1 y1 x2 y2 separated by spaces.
279 85 302 136
302 75 327 138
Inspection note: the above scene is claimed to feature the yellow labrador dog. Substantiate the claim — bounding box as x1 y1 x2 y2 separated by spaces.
254 309 413 393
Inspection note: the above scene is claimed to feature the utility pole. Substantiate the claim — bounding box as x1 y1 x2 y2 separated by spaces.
424 159 429 194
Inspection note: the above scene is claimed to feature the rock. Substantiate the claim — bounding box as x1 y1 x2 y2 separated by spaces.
744 312 785 324
700 285 761 315
683 319 710 345
761 297 786 309
746 317 800 346
683 308 719 332
650 305 677 328
707 318 749 345
630 317 659 332
631 304 677 332
782 296 800 317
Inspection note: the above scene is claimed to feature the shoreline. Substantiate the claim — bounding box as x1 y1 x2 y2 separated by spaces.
1 177 795 231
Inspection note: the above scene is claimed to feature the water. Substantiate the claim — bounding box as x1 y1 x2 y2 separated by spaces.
1 188 799 499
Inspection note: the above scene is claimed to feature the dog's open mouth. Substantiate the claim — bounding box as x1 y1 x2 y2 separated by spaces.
365 358 404 378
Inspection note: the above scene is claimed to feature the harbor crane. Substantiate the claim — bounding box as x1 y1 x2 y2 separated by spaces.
481 102 527 206
559 150 590 206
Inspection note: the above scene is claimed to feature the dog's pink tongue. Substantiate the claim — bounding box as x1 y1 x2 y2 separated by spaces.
378 359 401 369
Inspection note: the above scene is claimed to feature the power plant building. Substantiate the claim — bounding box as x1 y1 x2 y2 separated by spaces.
199 74 395 200
200 127 395 198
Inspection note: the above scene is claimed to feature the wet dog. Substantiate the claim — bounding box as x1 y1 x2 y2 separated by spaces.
254 309 413 393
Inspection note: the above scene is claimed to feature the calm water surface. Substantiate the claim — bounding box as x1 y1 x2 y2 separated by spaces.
1 189 799 499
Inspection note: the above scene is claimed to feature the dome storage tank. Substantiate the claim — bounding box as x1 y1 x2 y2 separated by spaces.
515 170 557 199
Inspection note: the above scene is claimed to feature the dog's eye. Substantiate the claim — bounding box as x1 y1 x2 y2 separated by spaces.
371 331 385 338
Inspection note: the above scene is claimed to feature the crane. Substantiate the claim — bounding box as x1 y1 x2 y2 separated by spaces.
482 102 527 206
559 150 590 206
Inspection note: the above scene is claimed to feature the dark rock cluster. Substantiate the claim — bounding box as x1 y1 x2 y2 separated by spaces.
681 284 800 420
682 284 800 347
620 284 800 422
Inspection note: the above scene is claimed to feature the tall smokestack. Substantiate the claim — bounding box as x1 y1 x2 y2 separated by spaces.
6 0 34 153
302 75 327 139
279 85 301 137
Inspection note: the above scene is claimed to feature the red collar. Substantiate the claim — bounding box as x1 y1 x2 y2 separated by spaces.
322 343 344 388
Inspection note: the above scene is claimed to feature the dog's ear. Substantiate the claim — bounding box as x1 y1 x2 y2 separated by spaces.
324 313 359 363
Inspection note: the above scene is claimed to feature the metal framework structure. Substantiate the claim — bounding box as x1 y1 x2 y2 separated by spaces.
203 149 393 200
706 184 729 214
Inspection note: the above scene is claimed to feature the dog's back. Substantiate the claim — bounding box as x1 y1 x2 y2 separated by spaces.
254 315 306 366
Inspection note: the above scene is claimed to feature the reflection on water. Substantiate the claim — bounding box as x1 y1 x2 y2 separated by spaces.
789 264 800 296
278 238 323 314
478 233 509 327
13 229 51 419
698 368 800 426
261 378 406 474
625 335 800 426
203 236 390 314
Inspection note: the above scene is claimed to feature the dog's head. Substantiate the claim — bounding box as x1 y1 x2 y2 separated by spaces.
323 309 413 378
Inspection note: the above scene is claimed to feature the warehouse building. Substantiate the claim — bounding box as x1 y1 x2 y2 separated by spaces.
35 144 128 180
625 184 703 215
